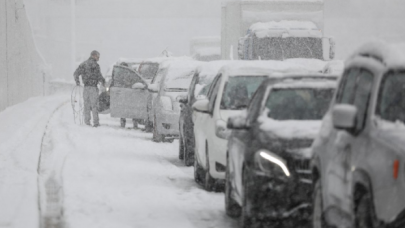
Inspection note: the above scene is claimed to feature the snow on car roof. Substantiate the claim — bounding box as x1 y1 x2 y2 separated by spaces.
143 56 193 64
347 41 405 68
271 78 337 89
285 58 328 73
323 60 344 74
218 60 311 77
164 61 204 89
249 20 322 39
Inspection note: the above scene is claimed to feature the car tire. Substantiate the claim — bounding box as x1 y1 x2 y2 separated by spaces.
120 118 126 128
145 119 153 132
183 130 194 167
152 115 164 142
204 143 216 192
194 156 204 185
225 154 241 218
355 189 378 228
313 179 330 228
179 133 184 160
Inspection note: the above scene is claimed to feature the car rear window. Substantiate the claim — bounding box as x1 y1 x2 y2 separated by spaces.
220 76 267 110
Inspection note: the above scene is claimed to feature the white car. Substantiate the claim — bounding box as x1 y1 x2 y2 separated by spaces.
151 60 203 142
192 60 309 191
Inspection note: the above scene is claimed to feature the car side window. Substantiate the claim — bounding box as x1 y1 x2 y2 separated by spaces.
207 74 222 113
246 84 266 125
336 68 359 104
352 69 374 132
112 66 144 88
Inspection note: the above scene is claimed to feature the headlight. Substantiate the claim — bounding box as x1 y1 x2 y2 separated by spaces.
254 150 290 177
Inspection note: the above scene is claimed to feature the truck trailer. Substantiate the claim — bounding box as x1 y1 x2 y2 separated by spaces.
221 0 334 61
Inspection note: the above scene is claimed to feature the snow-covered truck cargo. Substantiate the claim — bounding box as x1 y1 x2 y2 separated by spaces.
221 0 334 61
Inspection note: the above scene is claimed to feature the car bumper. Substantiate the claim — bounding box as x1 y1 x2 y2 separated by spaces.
245 165 313 220
156 109 180 136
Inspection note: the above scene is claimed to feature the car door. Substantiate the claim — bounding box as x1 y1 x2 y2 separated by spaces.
110 65 148 119
194 74 222 168
324 68 374 218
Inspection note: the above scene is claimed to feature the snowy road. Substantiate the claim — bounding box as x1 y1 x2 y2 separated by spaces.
41 102 237 228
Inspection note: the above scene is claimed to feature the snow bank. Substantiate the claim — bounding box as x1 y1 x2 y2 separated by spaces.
0 94 68 228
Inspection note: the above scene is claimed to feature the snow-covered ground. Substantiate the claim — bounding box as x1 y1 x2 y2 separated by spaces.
0 92 237 228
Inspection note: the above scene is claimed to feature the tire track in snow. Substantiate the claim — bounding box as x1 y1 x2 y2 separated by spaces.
37 102 70 228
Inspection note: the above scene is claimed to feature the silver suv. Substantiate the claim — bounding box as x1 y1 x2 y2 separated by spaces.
311 42 405 228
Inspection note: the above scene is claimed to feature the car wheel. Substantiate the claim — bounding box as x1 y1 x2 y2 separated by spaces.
179 133 184 160
194 156 204 185
355 190 378 228
313 179 330 228
225 154 241 218
145 119 153 132
120 118 126 128
204 142 216 192
152 115 164 142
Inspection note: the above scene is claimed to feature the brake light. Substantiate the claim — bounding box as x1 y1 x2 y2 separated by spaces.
393 160 399 180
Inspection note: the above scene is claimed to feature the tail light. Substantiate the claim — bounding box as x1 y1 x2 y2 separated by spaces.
393 160 399 180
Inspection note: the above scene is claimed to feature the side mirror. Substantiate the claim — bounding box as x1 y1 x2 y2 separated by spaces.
196 94 207 100
192 99 209 113
227 114 249 130
332 104 357 131
176 95 188 104
215 120 230 139
148 84 159 93
132 82 146 90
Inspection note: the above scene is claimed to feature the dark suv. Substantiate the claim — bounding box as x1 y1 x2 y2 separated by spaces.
225 75 337 227
312 42 405 228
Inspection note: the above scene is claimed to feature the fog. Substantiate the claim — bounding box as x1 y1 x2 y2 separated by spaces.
24 0 226 81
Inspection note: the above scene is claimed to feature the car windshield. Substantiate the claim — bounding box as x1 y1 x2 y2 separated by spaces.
220 76 267 110
164 69 195 92
265 88 334 120
138 63 159 80
377 72 405 123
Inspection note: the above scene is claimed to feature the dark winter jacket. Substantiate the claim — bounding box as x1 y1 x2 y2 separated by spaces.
74 58 106 87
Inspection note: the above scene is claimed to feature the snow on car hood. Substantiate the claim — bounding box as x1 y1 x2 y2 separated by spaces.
258 117 322 140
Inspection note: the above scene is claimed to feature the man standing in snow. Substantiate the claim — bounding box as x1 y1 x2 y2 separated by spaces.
74 50 106 127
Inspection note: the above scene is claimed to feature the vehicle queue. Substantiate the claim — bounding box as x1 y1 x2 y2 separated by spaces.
100 41 405 228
